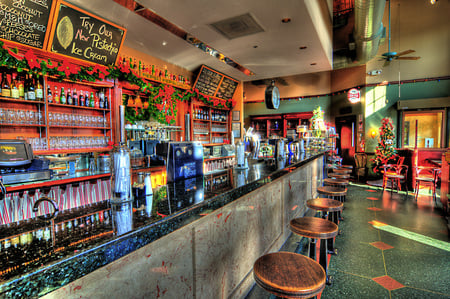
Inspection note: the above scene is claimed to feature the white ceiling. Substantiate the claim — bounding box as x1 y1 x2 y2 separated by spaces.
66 0 333 82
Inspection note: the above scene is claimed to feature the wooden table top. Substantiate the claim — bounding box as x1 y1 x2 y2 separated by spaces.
328 173 350 179
323 178 349 186
307 198 344 212
317 186 348 196
253 252 326 298
290 217 338 239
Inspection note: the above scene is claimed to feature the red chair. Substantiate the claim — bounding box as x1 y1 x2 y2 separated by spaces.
383 164 408 196
414 167 441 203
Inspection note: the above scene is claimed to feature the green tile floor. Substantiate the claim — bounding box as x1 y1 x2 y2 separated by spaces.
245 183 450 299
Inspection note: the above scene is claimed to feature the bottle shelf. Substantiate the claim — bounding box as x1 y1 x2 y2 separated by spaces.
0 123 46 127
48 125 111 130
34 147 112 155
211 120 227 124
48 102 110 111
0 96 45 104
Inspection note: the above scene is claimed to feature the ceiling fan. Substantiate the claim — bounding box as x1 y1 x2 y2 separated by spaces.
380 0 421 66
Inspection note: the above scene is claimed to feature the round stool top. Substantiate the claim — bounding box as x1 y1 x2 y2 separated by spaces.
328 173 350 179
386 174 405 180
324 178 349 186
253 252 326 298
290 217 338 239
341 165 353 169
333 168 352 174
317 186 348 196
307 198 344 212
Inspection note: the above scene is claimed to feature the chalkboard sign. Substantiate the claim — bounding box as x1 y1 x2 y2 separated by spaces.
0 0 54 49
48 1 126 65
193 65 239 100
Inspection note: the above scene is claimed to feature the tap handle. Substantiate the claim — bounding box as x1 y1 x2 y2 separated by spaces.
33 196 59 221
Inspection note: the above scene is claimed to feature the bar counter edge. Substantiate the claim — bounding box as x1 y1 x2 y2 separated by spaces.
2 153 324 298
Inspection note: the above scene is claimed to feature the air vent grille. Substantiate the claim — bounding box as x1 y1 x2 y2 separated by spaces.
210 13 264 39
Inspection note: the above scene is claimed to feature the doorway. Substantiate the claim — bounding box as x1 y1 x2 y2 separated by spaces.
335 115 357 166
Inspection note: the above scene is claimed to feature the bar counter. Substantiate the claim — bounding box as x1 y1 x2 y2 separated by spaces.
0 152 324 298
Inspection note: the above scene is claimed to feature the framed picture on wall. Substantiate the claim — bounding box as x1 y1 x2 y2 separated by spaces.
232 122 241 138
232 111 240 121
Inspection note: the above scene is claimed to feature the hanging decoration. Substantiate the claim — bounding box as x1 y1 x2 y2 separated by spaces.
309 107 326 137
0 41 236 125
371 117 398 173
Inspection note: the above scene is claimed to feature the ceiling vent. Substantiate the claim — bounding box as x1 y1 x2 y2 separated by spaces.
210 13 264 39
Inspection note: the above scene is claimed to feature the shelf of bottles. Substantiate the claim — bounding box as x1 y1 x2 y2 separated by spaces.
204 169 233 194
0 67 113 154
191 102 229 145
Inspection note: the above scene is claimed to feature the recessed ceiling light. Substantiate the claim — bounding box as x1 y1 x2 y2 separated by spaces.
281 18 291 23
299 46 307 50
253 45 258 48
162 41 167 46
310 62 317 65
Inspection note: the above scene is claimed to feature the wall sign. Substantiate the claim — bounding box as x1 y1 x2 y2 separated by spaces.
193 65 239 100
0 0 55 49
48 1 126 65
347 88 361 104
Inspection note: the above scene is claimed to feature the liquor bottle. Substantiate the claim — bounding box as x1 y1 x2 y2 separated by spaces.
18 73 24 98
60 87 66 104
89 92 95 108
27 74 36 101
54 86 60 103
47 84 53 103
79 90 84 106
85 91 90 107
104 96 109 109
10 73 19 99
99 94 104 109
1 71 11 97
67 88 73 105
35 76 43 101
73 88 78 106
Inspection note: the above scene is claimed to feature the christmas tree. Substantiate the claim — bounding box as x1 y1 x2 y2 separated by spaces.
371 117 397 173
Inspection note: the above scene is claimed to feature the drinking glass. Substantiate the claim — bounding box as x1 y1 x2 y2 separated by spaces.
18 110 26 124
48 112 53 125
0 108 5 123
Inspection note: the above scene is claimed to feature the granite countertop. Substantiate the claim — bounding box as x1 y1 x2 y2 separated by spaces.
0 152 324 298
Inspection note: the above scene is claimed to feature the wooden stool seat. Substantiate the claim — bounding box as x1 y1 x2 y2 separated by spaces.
328 173 350 179
253 252 326 298
341 165 353 169
290 217 338 239
323 178 349 187
317 186 347 197
333 168 352 174
307 198 343 212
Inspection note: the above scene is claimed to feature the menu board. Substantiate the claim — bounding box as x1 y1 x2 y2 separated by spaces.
48 1 126 65
193 65 239 100
0 0 54 49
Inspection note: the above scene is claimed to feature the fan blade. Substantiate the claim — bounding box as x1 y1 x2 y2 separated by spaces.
395 49 415 56
397 56 421 60
383 60 391 67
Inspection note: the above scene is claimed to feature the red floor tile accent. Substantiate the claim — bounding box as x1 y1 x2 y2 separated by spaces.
367 207 383 211
368 220 387 226
370 241 394 250
367 197 379 200
366 189 377 192
372 275 405 290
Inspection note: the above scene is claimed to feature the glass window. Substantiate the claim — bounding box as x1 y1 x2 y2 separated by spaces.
402 111 443 148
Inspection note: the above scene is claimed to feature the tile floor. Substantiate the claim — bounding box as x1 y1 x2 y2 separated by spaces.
245 183 450 299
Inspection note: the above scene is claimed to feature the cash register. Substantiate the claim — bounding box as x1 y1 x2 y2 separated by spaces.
0 140 52 188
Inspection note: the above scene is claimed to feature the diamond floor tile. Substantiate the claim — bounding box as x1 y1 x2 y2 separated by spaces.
370 241 394 250
372 275 405 290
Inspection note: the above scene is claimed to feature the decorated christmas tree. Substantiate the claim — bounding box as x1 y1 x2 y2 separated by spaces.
371 117 397 173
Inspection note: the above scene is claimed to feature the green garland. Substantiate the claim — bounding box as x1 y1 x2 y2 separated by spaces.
0 41 235 125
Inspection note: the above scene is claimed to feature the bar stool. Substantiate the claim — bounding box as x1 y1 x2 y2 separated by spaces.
290 217 338 285
317 186 347 203
332 168 352 174
307 198 343 252
323 178 349 190
253 252 326 298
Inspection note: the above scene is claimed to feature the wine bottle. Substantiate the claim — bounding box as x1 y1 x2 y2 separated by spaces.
79 90 84 106
35 76 43 101
73 88 78 106
54 86 60 103
27 74 36 101
67 88 73 105
89 92 95 108
47 84 53 103
104 96 108 109
60 87 66 104
10 73 19 99
99 94 104 109
1 71 11 97
17 73 24 98
85 91 89 107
